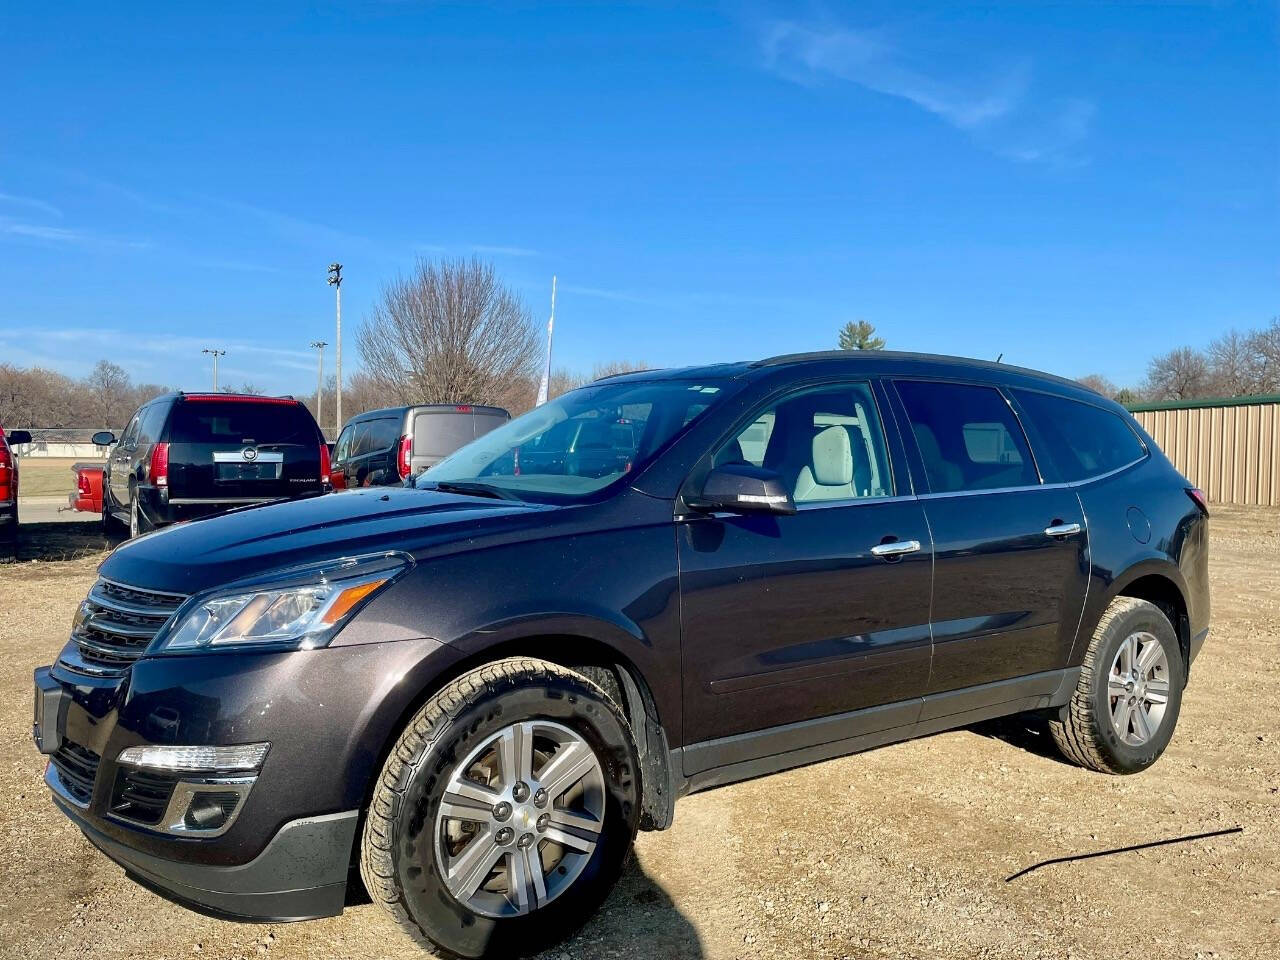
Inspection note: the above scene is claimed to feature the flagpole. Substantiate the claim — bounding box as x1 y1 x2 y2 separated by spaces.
536 275 556 406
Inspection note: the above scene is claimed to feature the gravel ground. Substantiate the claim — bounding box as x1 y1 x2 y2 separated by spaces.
1 506 1276 960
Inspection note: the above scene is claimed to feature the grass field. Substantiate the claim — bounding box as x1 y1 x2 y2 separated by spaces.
14 457 88 499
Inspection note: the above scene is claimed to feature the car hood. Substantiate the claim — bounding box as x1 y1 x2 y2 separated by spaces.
99 487 554 595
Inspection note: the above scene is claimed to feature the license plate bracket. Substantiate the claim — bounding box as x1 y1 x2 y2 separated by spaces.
32 666 67 755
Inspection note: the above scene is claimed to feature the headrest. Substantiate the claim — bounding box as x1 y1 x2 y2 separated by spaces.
811 426 852 486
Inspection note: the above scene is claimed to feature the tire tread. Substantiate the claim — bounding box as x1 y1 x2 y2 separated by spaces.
359 656 620 959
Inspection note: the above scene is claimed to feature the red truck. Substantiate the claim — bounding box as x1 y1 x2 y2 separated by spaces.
0 426 33 556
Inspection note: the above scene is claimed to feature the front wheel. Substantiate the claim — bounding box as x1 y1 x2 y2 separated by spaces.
1050 597 1185 774
361 658 640 959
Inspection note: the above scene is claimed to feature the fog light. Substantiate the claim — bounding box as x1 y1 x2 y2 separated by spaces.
183 790 242 831
116 742 269 773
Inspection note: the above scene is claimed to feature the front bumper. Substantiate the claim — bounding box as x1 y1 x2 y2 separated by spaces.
36 629 461 920
54 791 357 921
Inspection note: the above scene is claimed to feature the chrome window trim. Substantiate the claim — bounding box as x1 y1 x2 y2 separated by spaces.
167 496 278 505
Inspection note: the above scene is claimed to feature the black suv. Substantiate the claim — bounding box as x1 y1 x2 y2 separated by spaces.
94 392 329 537
34 353 1209 958
330 403 509 489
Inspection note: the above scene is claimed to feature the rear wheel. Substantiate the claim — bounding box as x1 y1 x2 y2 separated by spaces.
101 487 123 535
1 506 16 562
1050 597 1184 774
361 658 639 959
128 495 151 538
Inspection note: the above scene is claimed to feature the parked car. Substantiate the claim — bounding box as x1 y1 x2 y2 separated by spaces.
0 425 32 556
34 352 1209 958
329 403 509 489
93 392 329 537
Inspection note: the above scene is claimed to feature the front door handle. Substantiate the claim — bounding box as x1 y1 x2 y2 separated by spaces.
1044 522 1082 538
870 539 922 558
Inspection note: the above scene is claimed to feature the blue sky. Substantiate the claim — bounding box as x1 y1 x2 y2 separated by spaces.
1 1 1276 394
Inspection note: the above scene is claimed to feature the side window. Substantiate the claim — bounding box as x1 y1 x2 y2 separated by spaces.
360 418 400 454
895 380 1038 493
1012 389 1147 482
717 382 893 504
136 404 168 446
332 424 356 463
119 414 141 449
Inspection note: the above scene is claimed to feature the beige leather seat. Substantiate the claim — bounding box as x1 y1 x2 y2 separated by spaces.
794 426 856 502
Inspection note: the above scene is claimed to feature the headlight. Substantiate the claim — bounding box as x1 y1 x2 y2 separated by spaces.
151 553 409 654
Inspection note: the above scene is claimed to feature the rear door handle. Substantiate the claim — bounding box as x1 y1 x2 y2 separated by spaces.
1044 522 1082 538
870 539 922 558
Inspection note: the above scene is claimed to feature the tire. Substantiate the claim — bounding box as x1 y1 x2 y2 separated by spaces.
361 657 640 960
0 508 16 562
101 488 122 535
1050 597 1185 774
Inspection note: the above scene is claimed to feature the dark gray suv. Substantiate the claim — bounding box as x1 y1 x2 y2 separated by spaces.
34 352 1209 958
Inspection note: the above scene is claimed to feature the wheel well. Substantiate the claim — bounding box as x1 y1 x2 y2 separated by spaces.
1115 574 1190 673
356 633 676 852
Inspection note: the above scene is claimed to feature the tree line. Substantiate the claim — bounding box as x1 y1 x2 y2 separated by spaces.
6 257 1273 432
1078 317 1280 404
0 259 643 432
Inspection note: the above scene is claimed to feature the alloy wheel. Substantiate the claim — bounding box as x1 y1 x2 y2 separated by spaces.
434 720 606 918
1107 631 1171 746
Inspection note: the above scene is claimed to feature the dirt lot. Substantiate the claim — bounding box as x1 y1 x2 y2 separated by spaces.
1 507 1276 960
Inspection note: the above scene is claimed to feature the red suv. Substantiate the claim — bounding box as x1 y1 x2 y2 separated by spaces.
0 425 33 557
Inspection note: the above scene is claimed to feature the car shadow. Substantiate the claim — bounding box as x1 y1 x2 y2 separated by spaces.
344 854 703 959
967 713 1075 765
9 521 121 563
543 856 704 959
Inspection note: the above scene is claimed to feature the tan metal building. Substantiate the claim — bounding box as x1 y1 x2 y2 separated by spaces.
1129 395 1280 506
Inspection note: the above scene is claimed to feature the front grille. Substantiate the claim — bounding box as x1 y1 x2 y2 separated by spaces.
50 741 101 806
67 579 187 673
110 766 178 826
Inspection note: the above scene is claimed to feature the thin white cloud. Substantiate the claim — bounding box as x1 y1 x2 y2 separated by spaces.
759 19 1092 165
203 196 364 249
470 244 538 258
0 191 62 218
0 217 150 248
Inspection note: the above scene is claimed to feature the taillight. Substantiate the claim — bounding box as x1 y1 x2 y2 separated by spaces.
149 442 169 488
319 442 332 488
397 435 412 480
0 444 10 500
1186 487 1209 516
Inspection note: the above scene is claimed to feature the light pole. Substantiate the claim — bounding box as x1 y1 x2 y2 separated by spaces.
327 263 343 434
201 348 226 391
310 340 327 427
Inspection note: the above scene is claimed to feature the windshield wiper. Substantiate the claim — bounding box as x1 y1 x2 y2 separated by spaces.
425 480 522 502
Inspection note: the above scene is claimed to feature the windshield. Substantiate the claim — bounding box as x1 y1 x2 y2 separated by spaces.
415 379 724 502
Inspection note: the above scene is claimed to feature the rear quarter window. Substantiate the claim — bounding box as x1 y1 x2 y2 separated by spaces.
1012 389 1147 482
414 412 476 458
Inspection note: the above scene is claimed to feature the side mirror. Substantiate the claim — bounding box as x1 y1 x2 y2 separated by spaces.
91 431 116 447
690 463 797 516
6 429 31 446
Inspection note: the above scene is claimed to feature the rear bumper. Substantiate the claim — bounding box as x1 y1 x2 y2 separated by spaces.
56 792 358 921
137 486 278 526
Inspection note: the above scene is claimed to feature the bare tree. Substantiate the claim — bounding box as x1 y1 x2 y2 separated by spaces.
1207 330 1258 396
837 320 885 351
85 360 135 427
1248 316 1280 393
1076 373 1119 398
357 258 541 408
591 360 649 380
548 368 587 400
1144 347 1212 401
